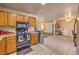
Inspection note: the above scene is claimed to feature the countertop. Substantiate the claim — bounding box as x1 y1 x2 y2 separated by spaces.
0 34 16 41
30 32 39 34
0 32 39 41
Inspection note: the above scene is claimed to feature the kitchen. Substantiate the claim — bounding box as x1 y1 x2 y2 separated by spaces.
0 3 79 55
0 6 39 55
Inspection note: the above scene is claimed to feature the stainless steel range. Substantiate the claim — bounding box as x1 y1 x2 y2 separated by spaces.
16 22 32 55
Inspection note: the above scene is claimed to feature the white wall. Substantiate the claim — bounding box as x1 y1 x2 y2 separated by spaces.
44 23 53 33
58 19 75 37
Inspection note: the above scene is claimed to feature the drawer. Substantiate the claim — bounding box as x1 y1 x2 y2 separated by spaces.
7 42 16 46
7 40 16 43
6 37 16 43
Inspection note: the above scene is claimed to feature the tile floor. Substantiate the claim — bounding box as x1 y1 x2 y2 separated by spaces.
10 44 61 55
27 44 61 55
44 35 76 55
10 35 76 55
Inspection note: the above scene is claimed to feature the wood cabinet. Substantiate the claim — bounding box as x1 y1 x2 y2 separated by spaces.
0 36 16 55
1 38 6 55
0 11 36 27
6 36 16 54
16 15 24 22
8 13 16 27
0 41 2 54
31 33 38 45
0 11 7 26
29 16 36 27
24 16 29 23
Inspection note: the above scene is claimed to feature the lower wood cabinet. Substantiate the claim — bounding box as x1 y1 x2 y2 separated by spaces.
0 38 6 55
6 36 16 54
31 33 38 45
0 41 2 54
0 36 16 55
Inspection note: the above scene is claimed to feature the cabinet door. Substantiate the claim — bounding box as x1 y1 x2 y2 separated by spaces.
6 37 16 54
31 33 38 45
29 17 36 27
16 15 24 22
24 16 29 23
8 13 16 27
0 11 7 26
1 39 6 55
4 12 8 26
0 41 2 55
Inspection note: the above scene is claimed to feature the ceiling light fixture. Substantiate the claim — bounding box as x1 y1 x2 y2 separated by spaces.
65 12 72 22
41 3 46 6
77 17 79 21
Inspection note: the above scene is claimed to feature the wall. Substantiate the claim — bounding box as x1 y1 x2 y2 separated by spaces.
44 23 53 33
36 17 55 34
58 19 75 37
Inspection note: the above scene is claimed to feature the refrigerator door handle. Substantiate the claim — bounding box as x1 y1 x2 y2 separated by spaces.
73 18 78 47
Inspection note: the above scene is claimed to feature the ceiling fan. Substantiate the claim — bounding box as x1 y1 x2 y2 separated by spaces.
61 13 74 22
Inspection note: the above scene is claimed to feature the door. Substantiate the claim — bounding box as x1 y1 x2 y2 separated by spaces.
77 18 79 54
0 41 2 54
24 16 29 23
31 33 38 45
0 11 7 26
76 5 79 55
29 16 36 27
73 18 79 55
6 37 16 54
8 13 16 27
16 15 24 22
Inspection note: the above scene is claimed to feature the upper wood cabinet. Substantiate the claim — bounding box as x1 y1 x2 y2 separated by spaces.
0 11 36 27
24 16 29 23
0 11 7 26
16 15 24 22
8 13 16 27
29 16 36 27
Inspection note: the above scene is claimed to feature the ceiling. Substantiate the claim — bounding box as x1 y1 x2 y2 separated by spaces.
0 3 78 21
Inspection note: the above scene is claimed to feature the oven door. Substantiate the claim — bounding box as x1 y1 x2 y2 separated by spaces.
17 33 31 46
